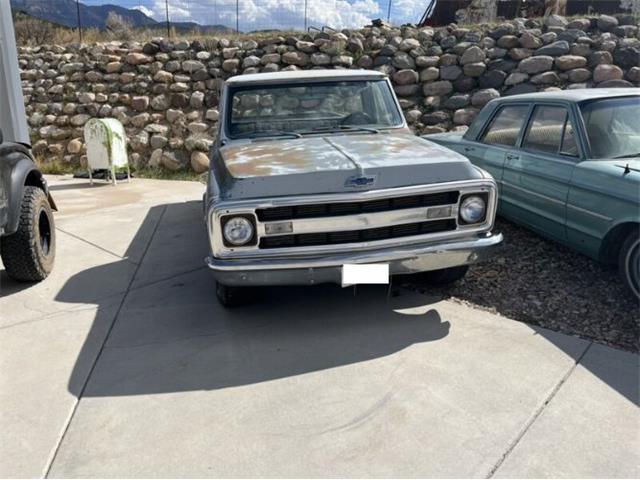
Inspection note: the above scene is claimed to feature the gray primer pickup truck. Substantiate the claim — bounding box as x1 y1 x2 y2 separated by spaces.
204 70 502 306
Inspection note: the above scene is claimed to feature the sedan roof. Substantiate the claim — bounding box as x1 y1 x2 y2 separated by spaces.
497 88 639 103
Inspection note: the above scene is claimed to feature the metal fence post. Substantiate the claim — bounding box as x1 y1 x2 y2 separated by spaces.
165 0 170 38
76 0 82 43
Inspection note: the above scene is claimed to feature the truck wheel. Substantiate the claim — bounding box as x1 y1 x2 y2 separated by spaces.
216 281 245 308
410 265 469 285
619 232 639 300
1 186 55 282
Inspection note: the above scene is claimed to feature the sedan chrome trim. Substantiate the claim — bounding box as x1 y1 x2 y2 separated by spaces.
566 203 612 221
502 180 566 206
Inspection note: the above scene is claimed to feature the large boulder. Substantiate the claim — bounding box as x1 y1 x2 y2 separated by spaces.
593 64 624 83
535 41 570 56
191 151 210 173
460 46 485 65
422 80 453 96
554 55 587 70
518 55 554 74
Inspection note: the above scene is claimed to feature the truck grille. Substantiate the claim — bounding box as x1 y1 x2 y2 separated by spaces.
256 191 459 221
259 219 456 249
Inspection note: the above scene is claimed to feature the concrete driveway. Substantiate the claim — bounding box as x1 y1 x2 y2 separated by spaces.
1 176 638 478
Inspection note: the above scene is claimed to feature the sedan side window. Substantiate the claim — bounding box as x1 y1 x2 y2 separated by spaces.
481 105 529 147
523 106 578 157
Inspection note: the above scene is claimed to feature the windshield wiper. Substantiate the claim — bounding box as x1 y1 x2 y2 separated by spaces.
612 153 640 159
250 130 302 139
302 125 380 135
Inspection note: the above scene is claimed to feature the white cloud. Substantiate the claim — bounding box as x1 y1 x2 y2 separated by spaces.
389 0 425 23
140 0 420 31
133 4 155 17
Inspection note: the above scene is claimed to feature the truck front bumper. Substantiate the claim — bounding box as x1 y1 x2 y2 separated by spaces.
206 232 502 286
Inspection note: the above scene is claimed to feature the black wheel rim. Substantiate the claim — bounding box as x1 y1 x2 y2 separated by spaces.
38 209 52 256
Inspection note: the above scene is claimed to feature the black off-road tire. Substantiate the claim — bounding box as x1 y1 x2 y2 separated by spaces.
409 265 469 285
1 186 55 282
216 281 246 308
619 232 640 301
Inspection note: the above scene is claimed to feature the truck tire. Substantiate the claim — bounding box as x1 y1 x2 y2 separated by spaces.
409 265 469 285
216 281 246 308
619 232 639 301
1 186 55 282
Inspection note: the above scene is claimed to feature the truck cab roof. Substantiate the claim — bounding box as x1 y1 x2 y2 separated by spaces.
224 69 387 87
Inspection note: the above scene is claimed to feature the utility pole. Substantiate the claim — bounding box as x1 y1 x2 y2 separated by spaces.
76 0 82 43
386 0 392 22
236 0 239 33
165 0 170 38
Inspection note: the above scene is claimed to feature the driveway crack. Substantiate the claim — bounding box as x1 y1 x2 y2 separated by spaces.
486 341 593 478
55 227 138 265
42 205 168 478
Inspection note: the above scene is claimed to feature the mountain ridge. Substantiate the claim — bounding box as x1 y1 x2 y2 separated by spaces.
9 0 233 32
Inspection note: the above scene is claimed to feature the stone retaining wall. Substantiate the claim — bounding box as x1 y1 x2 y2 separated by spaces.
18 14 640 173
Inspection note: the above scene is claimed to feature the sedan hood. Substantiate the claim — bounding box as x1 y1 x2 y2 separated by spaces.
219 133 482 199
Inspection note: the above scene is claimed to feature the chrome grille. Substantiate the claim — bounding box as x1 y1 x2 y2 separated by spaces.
259 219 456 249
256 191 460 221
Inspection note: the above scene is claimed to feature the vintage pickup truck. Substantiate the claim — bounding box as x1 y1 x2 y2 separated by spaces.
204 70 502 306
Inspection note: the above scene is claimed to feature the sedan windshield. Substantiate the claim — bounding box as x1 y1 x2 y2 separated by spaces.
580 97 640 159
227 80 403 139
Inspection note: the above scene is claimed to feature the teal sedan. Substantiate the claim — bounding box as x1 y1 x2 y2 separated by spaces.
427 89 640 300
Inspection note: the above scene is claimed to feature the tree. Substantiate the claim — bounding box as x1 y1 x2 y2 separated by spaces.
105 11 133 40
13 13 56 46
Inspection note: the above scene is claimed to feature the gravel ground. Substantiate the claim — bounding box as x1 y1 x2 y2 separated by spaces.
404 218 640 353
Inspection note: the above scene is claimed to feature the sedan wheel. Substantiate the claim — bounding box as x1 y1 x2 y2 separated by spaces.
619 233 640 301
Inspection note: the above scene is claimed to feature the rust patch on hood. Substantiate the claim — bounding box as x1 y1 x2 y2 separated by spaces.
221 132 467 179
221 137 354 178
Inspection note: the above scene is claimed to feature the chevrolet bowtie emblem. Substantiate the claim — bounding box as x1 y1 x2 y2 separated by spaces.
345 175 377 188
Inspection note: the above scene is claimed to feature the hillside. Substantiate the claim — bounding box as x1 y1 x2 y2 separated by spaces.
9 0 232 32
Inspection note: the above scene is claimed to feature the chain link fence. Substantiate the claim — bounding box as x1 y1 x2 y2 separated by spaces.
12 0 417 42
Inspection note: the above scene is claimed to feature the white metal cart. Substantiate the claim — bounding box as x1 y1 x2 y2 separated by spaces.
84 118 130 185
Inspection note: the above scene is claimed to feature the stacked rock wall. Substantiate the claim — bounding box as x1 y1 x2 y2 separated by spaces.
18 14 639 173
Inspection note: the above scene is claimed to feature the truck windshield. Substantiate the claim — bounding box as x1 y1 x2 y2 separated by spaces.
226 80 404 139
580 97 640 159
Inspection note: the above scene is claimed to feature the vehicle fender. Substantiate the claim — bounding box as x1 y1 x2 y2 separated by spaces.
599 218 640 264
4 154 54 236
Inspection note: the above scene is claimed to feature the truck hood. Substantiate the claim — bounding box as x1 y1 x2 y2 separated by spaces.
219 133 482 199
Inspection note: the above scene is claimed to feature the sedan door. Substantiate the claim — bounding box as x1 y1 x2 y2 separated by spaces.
500 104 580 242
472 104 531 204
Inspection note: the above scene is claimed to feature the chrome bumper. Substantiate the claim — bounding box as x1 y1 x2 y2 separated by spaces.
206 232 502 286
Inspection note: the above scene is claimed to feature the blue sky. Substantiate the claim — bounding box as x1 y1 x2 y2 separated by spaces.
82 0 427 31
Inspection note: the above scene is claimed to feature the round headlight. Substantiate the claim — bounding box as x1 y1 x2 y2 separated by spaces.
223 217 254 246
460 195 486 224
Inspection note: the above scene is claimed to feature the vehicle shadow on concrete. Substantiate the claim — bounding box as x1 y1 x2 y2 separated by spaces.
54 201 637 405
412 218 640 354
55 201 451 398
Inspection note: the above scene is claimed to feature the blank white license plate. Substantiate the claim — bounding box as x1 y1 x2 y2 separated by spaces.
342 264 389 287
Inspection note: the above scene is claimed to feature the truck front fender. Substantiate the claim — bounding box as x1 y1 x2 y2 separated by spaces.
4 153 53 236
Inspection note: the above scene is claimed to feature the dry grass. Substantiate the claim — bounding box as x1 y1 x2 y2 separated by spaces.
13 10 301 47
